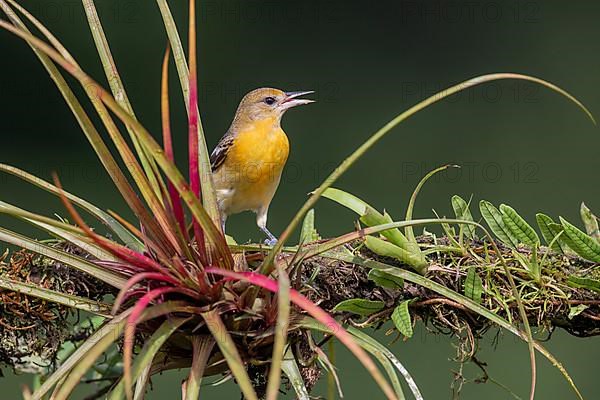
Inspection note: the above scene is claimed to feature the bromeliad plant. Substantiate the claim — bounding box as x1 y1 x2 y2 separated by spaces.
0 1 597 399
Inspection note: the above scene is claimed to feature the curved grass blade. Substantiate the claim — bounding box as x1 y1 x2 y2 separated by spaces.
107 317 191 400
324 253 582 400
348 327 423 400
81 0 162 199
133 364 151 400
313 343 343 399
500 204 540 246
0 226 126 287
0 4 164 253
206 268 399 400
155 0 220 227
0 276 111 316
0 163 143 250
0 200 117 261
0 22 233 268
480 200 519 248
357 337 406 400
405 165 456 242
187 0 209 258
264 73 595 272
201 310 259 400
161 44 186 234
265 269 291 400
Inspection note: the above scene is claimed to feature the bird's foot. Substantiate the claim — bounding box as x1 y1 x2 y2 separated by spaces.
260 226 278 246
263 237 278 246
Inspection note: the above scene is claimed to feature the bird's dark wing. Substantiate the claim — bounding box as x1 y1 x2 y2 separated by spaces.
210 135 235 172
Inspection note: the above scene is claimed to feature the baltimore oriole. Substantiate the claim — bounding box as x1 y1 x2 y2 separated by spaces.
211 88 314 244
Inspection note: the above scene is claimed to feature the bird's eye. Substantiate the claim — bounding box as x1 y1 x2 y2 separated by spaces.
264 97 276 106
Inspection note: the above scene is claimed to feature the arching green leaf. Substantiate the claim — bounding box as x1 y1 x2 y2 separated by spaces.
560 217 600 262
479 200 518 248
536 213 567 253
500 204 539 246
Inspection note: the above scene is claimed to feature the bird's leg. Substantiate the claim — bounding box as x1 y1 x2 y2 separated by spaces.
256 207 277 246
261 227 278 246
220 214 228 235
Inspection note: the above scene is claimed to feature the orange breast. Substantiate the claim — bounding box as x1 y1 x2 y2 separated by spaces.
227 119 289 184
218 118 289 212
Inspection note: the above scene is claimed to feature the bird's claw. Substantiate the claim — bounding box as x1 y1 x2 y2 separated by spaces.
263 237 278 246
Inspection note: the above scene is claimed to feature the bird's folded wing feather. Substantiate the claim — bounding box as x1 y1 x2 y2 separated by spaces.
210 134 235 172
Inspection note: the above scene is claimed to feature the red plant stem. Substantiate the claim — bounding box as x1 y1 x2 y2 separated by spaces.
188 0 207 263
112 272 181 315
161 44 187 235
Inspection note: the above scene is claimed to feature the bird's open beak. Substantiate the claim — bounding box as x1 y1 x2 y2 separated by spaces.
281 90 315 110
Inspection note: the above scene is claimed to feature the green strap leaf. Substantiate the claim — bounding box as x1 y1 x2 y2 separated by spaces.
108 317 192 400
566 276 600 293
333 298 385 317
391 300 413 338
156 0 220 226
479 200 519 248
82 0 163 201
0 163 143 251
201 310 258 400
560 217 600 262
281 349 310 400
365 236 428 274
325 253 583 400
536 213 567 254
464 267 483 304
0 276 111 316
452 195 476 240
500 204 540 246
322 187 411 250
0 226 126 288
368 269 404 290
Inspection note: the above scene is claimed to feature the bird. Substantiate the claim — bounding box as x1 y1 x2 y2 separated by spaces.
211 88 314 245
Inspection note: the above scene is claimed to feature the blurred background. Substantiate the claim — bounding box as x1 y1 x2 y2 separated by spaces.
1 0 599 398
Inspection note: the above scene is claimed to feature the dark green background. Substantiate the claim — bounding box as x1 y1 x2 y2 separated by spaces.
2 0 599 398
